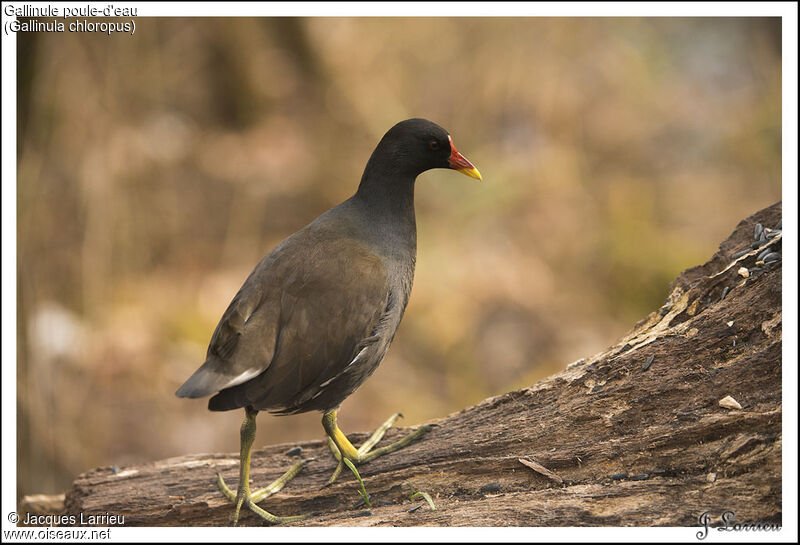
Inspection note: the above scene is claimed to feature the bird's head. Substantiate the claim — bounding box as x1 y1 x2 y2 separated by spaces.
370 118 482 181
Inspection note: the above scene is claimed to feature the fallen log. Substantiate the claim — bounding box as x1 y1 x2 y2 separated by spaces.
57 202 782 527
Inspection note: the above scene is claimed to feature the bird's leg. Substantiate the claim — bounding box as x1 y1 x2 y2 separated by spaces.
216 406 309 525
325 437 344 484
325 413 403 484
322 409 431 486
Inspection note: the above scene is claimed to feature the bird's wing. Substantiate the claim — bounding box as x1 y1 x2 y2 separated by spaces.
174 256 279 399
208 276 263 361
206 234 390 411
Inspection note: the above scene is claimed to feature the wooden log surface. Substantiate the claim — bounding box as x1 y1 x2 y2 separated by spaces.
57 203 782 527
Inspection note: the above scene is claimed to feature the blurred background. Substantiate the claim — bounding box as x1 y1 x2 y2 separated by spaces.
16 17 781 501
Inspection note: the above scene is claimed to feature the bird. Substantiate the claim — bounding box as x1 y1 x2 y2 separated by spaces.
176 118 481 525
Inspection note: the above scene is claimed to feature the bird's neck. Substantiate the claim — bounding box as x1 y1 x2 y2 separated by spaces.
352 169 418 262
354 170 417 226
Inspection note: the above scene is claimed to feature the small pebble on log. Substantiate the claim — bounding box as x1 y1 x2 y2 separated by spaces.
719 395 742 410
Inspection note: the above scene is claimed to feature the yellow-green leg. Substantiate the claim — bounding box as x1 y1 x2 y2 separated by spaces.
216 406 309 525
322 410 431 487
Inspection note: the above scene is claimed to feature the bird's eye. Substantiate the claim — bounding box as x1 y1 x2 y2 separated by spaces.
429 140 440 151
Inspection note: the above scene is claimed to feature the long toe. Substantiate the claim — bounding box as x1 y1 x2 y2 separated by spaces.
216 463 309 526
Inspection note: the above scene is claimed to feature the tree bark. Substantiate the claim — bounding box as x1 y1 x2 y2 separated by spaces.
55 203 782 527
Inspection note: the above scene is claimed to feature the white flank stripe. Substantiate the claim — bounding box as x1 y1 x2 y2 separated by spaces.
317 346 368 390
347 346 368 369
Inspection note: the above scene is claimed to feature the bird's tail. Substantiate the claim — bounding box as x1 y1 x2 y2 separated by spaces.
175 356 262 400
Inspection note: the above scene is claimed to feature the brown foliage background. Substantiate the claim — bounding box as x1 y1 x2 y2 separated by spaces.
16 17 781 500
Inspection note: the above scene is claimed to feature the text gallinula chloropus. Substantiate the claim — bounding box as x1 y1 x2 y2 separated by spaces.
176 118 481 524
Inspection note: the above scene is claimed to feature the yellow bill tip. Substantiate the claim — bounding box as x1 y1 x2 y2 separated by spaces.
458 167 482 181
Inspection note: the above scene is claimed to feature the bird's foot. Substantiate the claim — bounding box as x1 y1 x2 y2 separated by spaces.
325 412 432 486
216 458 311 526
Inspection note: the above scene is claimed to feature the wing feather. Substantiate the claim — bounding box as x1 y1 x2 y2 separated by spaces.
175 261 276 398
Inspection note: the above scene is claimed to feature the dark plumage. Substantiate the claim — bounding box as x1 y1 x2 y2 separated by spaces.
176 118 480 525
176 118 480 415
